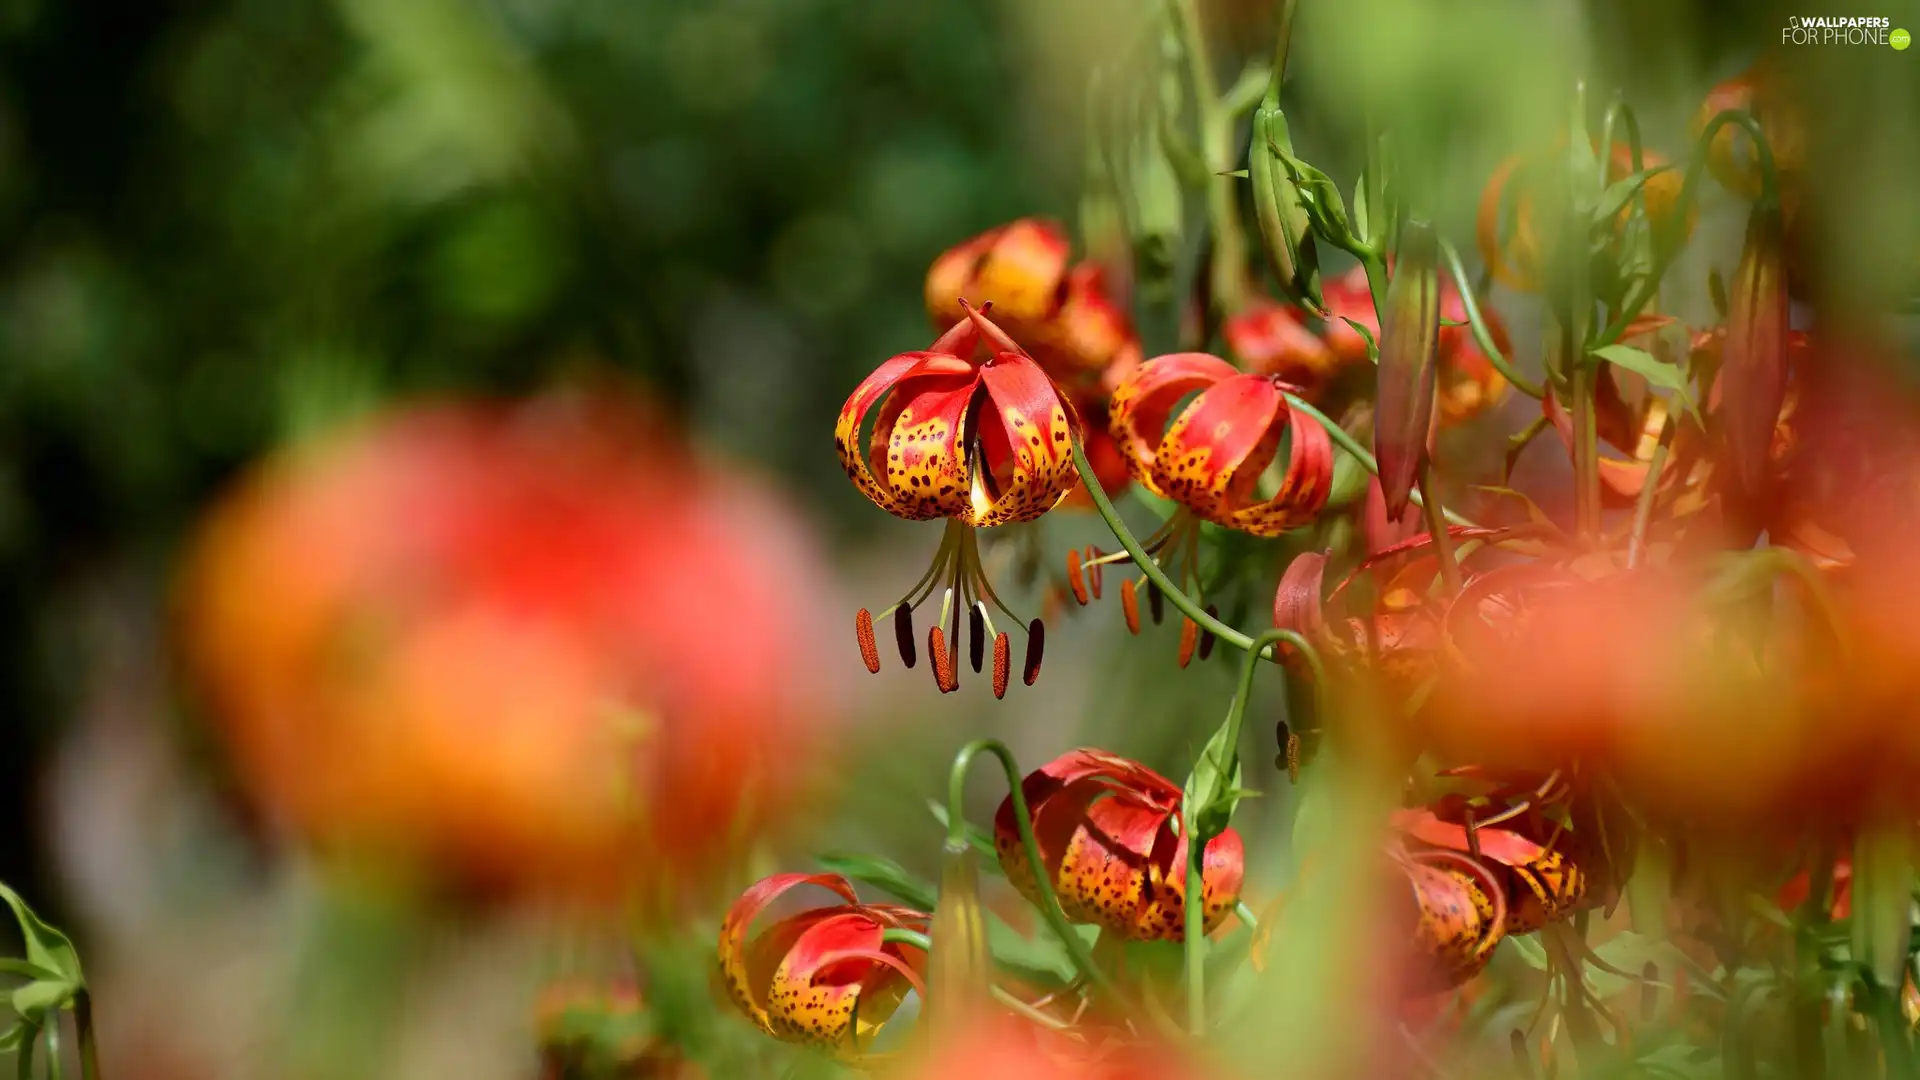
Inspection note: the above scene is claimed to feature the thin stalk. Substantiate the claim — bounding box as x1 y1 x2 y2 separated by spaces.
1168 0 1246 315
1569 348 1601 539
1439 238 1543 398
946 740 1125 1008
74 991 100 1080
44 1018 60 1080
1184 844 1207 1035
1417 465 1462 592
1263 0 1297 108
1222 63 1272 117
1624 413 1676 569
16 1024 35 1080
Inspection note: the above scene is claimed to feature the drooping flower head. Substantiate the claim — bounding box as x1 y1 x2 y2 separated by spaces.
838 301 1083 695
993 749 1244 942
718 872 929 1062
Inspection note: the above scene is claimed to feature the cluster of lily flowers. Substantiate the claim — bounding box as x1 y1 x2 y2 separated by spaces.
708 48 1920 1080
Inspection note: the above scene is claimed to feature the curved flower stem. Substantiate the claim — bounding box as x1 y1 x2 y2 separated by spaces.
1184 844 1208 1035
44 1016 62 1080
879 928 1073 1031
1439 238 1543 399
946 740 1126 1009
1592 109 1781 347
1279 397 1481 530
1624 413 1676 569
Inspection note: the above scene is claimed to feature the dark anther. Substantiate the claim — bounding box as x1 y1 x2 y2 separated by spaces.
896 601 917 668
1198 604 1220 660
968 603 986 673
1023 619 1045 686
1147 579 1165 624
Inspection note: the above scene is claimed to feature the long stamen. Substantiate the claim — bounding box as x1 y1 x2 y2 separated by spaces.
1066 548 1090 606
855 609 881 673
1120 579 1142 634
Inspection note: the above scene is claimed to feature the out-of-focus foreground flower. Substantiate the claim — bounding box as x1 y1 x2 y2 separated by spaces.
177 386 837 904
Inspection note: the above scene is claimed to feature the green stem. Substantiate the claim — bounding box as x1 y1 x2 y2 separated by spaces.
1222 63 1272 117
1439 238 1543 398
73 991 99 1080
1624 413 1675 569
1168 0 1246 316
43 1017 60 1080
946 740 1125 1008
1417 465 1462 592
1569 341 1601 539
1184 842 1207 1035
16 1024 35 1080
1361 252 1390 335
1279 397 1480 529
1262 0 1297 109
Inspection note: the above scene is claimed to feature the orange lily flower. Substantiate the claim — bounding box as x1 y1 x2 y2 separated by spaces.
838 302 1082 694
993 750 1245 943
718 872 929 1061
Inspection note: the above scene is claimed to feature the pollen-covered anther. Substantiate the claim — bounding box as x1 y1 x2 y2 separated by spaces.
1177 617 1199 669
1023 619 1045 686
1087 546 1105 598
895 601 917 669
992 633 1011 699
1120 580 1141 635
1066 548 1090 606
930 626 958 694
855 609 881 674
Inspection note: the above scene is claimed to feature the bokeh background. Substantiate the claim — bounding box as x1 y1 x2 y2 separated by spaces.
0 0 1914 1076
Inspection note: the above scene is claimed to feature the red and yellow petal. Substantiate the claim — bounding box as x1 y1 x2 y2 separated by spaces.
767 911 905 1053
870 356 981 521
1222 402 1335 537
1138 827 1246 942
836 353 927 515
1108 353 1239 500
966 355 1081 527
719 872 861 1033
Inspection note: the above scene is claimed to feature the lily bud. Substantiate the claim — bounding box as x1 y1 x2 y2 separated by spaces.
1374 221 1443 521
1723 207 1789 496
1250 104 1323 310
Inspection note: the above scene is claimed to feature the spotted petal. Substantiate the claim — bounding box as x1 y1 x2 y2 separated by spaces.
719 873 860 1035
768 910 924 1056
965 354 1081 527
1222 402 1335 537
869 355 981 521
1108 352 1238 499
1153 374 1330 536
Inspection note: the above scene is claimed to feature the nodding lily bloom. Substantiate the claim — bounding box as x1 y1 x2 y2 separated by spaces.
1102 351 1333 661
993 750 1244 942
1477 142 1694 295
926 219 1144 395
839 302 1082 695
1391 803 1595 936
1386 840 1508 996
719 872 929 1062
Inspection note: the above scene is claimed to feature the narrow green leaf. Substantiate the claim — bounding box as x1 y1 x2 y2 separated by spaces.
1852 827 1915 989
1183 712 1244 840
0 885 82 986
815 852 938 912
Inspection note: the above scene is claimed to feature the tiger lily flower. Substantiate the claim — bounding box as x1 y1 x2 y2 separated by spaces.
993 749 1245 942
1390 804 1594 936
1693 55 1805 204
718 872 928 1061
1103 351 1334 662
1389 844 1507 996
838 301 1081 694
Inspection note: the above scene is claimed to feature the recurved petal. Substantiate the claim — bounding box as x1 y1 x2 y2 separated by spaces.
870 356 981 521
1138 826 1247 942
1153 373 1288 521
1223 401 1336 537
837 353 927 515
719 873 862 1032
1108 352 1239 499
768 910 915 1054
966 354 1081 527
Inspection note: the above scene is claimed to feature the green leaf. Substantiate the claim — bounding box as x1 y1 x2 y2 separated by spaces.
815 852 938 912
1592 164 1678 226
0 1022 24 1052
1504 933 1550 971
1589 344 1699 420
1182 712 1244 840
9 979 70 1023
0 884 82 987
1339 317 1378 362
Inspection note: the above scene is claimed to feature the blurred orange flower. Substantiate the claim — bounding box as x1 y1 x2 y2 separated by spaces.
178 386 836 904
